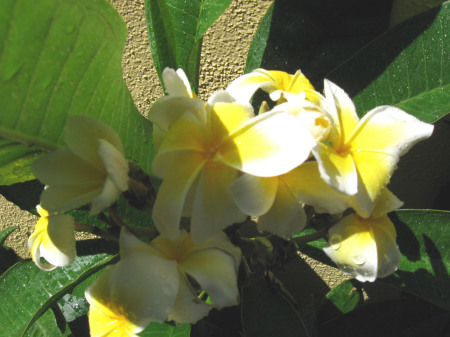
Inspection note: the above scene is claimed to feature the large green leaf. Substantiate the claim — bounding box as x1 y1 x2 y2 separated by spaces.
383 210 450 310
0 0 154 186
145 0 232 91
318 297 449 337
244 0 393 84
327 1 449 123
0 239 118 337
241 273 311 337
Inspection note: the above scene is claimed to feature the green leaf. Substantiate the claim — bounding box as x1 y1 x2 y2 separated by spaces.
383 210 450 310
25 308 72 337
0 239 118 337
241 273 311 337
0 226 17 246
244 0 392 84
139 322 191 337
317 280 364 324
318 297 448 337
0 0 154 186
327 2 450 123
145 0 232 91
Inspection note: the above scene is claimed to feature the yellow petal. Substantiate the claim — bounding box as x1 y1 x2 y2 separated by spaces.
209 102 254 140
229 174 278 216
152 152 206 240
323 214 378 282
220 111 315 177
312 142 358 195
86 266 143 337
190 163 246 243
257 178 306 238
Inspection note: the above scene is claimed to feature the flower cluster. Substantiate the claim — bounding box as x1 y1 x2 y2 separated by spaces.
28 67 433 336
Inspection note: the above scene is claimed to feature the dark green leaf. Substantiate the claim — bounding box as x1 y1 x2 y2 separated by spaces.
57 294 89 323
241 273 310 337
0 226 17 246
0 0 154 186
25 308 72 337
139 322 191 337
145 0 232 91
0 239 118 337
244 0 392 84
318 297 448 337
327 2 450 123
317 280 364 324
383 210 450 310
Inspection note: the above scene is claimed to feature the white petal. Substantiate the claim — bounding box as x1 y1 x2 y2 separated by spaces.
89 177 122 216
221 111 316 177
163 68 194 98
168 273 212 323
98 139 129 192
111 253 179 325
323 215 379 282
257 179 306 238
64 115 124 169
181 248 239 308
190 164 246 243
39 214 76 268
230 174 278 216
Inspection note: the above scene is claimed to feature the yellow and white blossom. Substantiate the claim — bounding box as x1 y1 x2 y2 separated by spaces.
32 115 129 216
85 228 241 336
230 161 353 238
28 205 75 271
85 266 145 337
226 68 319 104
323 189 403 282
313 80 433 215
149 87 315 242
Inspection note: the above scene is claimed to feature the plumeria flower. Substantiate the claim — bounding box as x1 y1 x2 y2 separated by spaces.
323 188 403 282
85 228 241 335
28 205 75 271
226 68 320 104
312 80 434 215
149 88 315 242
230 161 353 238
85 265 144 337
32 115 129 216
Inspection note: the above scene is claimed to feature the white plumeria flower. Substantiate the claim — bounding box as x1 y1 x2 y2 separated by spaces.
85 229 241 335
149 86 315 242
85 265 145 337
312 80 434 215
32 115 129 216
226 68 320 104
323 188 403 282
28 205 75 271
